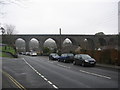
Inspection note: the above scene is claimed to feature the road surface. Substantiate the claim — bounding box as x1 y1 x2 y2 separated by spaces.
2 55 119 89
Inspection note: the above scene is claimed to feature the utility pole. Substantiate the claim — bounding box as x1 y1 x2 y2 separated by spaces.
59 28 62 55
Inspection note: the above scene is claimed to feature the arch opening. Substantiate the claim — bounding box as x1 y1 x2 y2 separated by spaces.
43 38 57 53
61 38 77 53
15 38 26 52
62 38 72 47
108 38 115 46
99 38 106 46
29 38 39 52
83 38 95 50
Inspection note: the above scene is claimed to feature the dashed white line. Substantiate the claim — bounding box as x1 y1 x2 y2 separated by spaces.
47 61 57 64
36 72 39 74
41 75 45 78
79 70 111 79
44 78 48 81
22 58 58 89
48 81 53 85
52 85 58 89
57 64 71 69
38 73 41 76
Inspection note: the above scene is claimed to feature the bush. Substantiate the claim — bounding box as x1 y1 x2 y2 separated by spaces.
79 49 119 65
43 47 50 54
100 49 111 64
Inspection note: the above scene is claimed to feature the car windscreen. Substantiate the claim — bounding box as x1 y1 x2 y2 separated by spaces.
67 54 74 56
51 54 59 56
81 55 91 60
31 52 36 54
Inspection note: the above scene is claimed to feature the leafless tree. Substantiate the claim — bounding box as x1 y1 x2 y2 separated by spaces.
2 24 17 48
5 24 16 35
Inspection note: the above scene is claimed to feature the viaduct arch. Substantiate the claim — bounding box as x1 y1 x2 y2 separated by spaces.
2 34 118 52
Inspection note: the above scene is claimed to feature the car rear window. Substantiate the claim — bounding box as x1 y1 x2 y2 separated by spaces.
81 55 91 59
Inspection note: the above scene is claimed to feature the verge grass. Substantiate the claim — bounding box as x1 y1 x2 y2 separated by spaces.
0 46 16 58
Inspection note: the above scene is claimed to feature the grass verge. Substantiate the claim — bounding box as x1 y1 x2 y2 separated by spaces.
0 52 13 58
0 45 17 58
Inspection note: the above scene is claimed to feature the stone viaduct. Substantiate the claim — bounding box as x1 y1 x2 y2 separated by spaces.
1 34 118 52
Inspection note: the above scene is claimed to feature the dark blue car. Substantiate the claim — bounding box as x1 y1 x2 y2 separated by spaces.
58 53 74 63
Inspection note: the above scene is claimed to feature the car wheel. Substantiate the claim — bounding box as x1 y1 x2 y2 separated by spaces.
73 61 76 65
81 62 85 67
49 57 51 60
58 59 60 62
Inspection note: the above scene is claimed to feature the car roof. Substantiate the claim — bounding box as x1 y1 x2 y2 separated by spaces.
50 53 58 55
62 53 73 54
51 53 57 54
75 54 89 56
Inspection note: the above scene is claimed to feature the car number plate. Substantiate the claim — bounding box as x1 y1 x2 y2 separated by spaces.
90 62 94 64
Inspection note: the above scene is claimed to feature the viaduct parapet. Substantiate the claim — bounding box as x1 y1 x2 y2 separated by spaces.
1 34 118 52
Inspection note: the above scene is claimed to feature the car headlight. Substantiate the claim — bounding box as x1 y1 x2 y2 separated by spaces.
85 60 89 62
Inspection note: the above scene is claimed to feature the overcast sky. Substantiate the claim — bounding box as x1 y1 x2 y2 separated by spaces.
0 0 119 34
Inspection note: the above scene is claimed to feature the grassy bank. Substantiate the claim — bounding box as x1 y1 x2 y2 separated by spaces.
0 45 17 58
1 46 16 55
0 52 13 58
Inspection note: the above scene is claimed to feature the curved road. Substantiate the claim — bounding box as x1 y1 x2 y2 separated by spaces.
2 55 119 89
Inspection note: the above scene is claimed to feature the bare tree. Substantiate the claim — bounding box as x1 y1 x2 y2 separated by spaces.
5 24 16 35
2 24 17 48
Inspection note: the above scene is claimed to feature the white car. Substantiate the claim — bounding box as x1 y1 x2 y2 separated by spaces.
30 52 37 56
26 52 30 55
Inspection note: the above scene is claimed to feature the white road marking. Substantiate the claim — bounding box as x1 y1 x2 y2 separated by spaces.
22 58 58 89
79 70 111 79
47 61 57 64
41 75 45 78
48 81 53 84
44 78 48 81
48 61 54 63
53 85 58 89
57 64 71 69
38 73 41 76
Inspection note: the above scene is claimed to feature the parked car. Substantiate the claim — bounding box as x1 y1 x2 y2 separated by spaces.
26 52 30 55
19 52 23 55
73 54 96 66
49 53 60 60
21 52 26 55
30 52 37 56
58 53 74 63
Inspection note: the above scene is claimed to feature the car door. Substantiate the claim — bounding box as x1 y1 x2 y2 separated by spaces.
74 55 79 64
61 54 65 60
73 55 77 64
78 55 83 64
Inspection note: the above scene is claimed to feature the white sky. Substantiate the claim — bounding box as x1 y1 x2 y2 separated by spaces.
0 0 119 34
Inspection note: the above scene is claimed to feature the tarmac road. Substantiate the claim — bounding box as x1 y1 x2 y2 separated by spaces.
2 55 119 89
